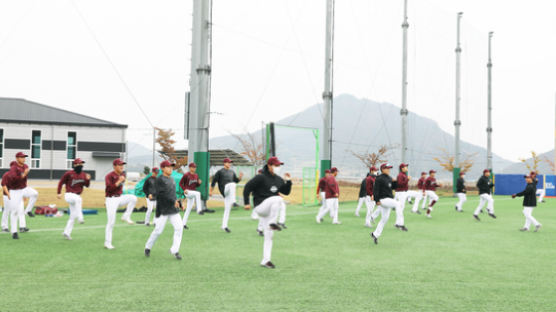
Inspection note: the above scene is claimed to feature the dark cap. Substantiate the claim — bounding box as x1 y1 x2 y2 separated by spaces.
15 152 28 158
421 171 427 175
73 158 85 165
370 166 378 171
459 171 465 176
330 167 339 173
483 169 490 174
189 162 197 168
381 163 393 171
113 159 126 166
429 169 436 174
399 163 408 169
152 167 159 172
530 171 537 176
324 169 331 174
223 158 233 163
267 156 284 166
160 160 175 168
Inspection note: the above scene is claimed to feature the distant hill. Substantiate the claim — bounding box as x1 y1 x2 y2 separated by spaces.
126 141 163 172
209 94 514 181
501 150 554 175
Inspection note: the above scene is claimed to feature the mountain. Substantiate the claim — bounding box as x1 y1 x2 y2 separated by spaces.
209 94 514 181
126 141 163 172
501 150 554 175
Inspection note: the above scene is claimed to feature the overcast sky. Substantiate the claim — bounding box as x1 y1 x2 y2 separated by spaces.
1 0 555 162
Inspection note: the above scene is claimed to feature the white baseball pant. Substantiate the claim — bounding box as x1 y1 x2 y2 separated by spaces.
421 192 428 209
474 193 494 215
183 190 202 226
63 193 84 237
372 198 399 238
145 198 156 224
364 197 376 226
145 212 183 254
254 196 283 265
22 186 38 213
394 191 408 226
456 193 467 211
355 197 371 216
5 189 24 234
278 200 286 224
522 207 540 229
222 183 236 229
536 189 545 202
316 192 326 217
317 198 339 223
105 194 138 246
1 196 25 229
406 190 423 212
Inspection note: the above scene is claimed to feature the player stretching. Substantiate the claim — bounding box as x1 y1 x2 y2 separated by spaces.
210 158 243 233
57 158 91 240
316 170 330 219
370 164 399 245
243 157 292 269
364 166 378 228
2 168 26 239
393 163 410 231
512 174 542 232
179 162 203 229
455 171 467 212
419 172 428 211
355 172 370 217
316 167 340 224
142 167 158 226
473 169 496 221
424 170 441 218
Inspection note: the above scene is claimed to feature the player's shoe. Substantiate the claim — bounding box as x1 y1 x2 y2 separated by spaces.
370 232 378 245
104 244 115 250
174 253 182 260
2 228 9 232
145 223 150 227
412 210 421 215
473 215 480 221
332 221 342 225
183 225 189 230
488 213 497 219
277 222 287 229
395 225 408 232
519 227 528 232
63 233 72 240
261 261 275 269
144 248 150 257
27 212 35 217
534 224 542 232
12 232 19 239
257 229 264 237
223 227 231 233
79 220 85 224
355 212 360 217
365 222 372 228
19 227 29 233
316 216 322 224
122 218 134 225
204 209 215 213
197 210 204 215
269 223 282 231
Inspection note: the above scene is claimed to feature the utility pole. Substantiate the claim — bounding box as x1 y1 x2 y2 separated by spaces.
554 92 556 175
400 0 409 164
321 0 334 177
487 31 493 172
188 0 212 201
152 128 156 168
453 12 463 192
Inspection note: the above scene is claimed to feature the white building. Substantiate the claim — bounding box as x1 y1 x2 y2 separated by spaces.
0 98 127 180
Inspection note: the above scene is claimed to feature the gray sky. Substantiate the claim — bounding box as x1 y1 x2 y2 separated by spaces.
1 0 555 162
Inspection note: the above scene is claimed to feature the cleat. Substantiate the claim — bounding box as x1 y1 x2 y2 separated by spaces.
2 228 9 232
316 216 322 224
257 229 264 237
104 244 115 250
27 212 35 217
332 221 342 225
488 213 497 219
364 223 372 228
473 215 480 221
370 232 378 245
145 248 150 257
12 232 19 239
135 221 145 224
79 220 85 224
197 210 204 215
63 233 72 240
269 223 282 231
174 252 182 260
145 223 150 227
204 209 215 213
277 222 287 229
223 227 231 233
426 214 432 219
19 227 29 233
455 206 458 211
261 261 275 269
355 212 360 217
400 225 408 232
534 224 542 232
183 225 189 230
519 227 528 232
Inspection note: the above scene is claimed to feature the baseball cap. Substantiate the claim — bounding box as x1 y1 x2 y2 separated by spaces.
370 166 378 171
160 160 175 168
530 171 537 176
223 158 233 163
324 169 331 174
15 152 28 158
267 156 284 166
421 171 427 175
330 167 339 173
152 167 159 172
113 159 126 166
258 169 263 174
380 163 393 171
483 169 490 174
429 169 436 174
459 171 465 176
189 162 197 168
399 163 408 169
73 158 85 165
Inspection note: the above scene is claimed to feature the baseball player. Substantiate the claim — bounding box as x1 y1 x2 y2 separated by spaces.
2 165 27 239
393 163 410 231
252 169 288 235
530 171 546 203
473 169 496 221
512 174 542 232
424 170 441 218
104 158 138 249
419 172 428 210
316 170 330 219
406 172 425 214
316 167 340 224
210 158 243 233
144 160 184 260
10 155 39 221
355 172 371 217
455 171 467 212
57 158 91 240
364 166 378 228
179 162 203 229
370 163 400 245
142 167 159 226
243 156 292 269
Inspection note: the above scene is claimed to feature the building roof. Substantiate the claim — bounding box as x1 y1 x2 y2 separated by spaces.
166 149 253 166
0 97 127 128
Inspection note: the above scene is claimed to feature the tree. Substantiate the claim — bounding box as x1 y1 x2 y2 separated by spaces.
143 166 151 176
156 128 188 172
433 148 476 173
519 151 541 173
351 145 391 168
543 156 554 173
230 132 265 166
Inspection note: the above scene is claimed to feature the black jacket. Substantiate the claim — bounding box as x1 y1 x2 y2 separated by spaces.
243 165 292 207
155 175 179 217
373 173 398 202
515 183 537 207
358 175 369 198
142 176 157 200
211 168 240 195
476 175 494 195
456 177 466 193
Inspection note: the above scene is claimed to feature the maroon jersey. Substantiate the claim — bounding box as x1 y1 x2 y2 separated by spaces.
425 177 439 191
324 176 340 199
179 172 201 191
365 175 376 197
417 177 426 190
2 170 23 191
2 172 10 195
9 163 28 190
317 178 326 194
395 172 409 192
58 170 90 195
105 171 125 197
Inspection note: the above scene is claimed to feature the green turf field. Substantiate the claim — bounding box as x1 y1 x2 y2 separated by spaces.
1 195 555 311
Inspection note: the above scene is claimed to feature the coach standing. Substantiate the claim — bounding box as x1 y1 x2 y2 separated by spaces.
57 158 91 240
210 158 243 233
474 169 496 221
370 163 400 244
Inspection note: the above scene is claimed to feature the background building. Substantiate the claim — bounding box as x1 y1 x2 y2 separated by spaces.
0 97 127 180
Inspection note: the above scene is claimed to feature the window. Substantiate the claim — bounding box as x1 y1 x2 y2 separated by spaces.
31 130 41 168
67 132 77 169
0 129 3 168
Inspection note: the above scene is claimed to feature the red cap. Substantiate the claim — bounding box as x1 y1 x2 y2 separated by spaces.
429 169 436 174
73 158 85 165
330 167 339 173
15 152 28 158
160 160 175 168
152 167 159 172
380 163 393 171
421 172 427 175
459 171 465 176
370 166 378 171
113 159 126 166
324 169 331 174
399 163 408 169
258 169 263 174
223 158 233 163
483 169 490 174
189 162 197 168
530 171 537 176
267 156 284 166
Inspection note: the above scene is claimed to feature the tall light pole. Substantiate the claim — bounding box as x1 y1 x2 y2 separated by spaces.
453 12 463 192
487 31 493 171
321 0 334 177
188 0 212 201
400 0 409 164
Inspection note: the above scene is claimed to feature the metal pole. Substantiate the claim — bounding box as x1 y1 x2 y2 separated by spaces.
188 0 212 200
487 31 493 171
321 0 334 177
554 92 556 175
400 0 409 164
152 128 156 168
454 12 463 168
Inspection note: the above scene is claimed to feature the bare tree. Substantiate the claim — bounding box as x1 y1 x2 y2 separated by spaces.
543 156 554 173
519 151 541 173
230 132 265 166
351 145 391 168
156 128 188 172
433 148 476 173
